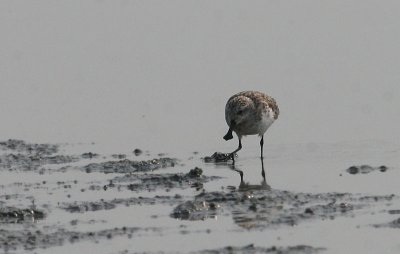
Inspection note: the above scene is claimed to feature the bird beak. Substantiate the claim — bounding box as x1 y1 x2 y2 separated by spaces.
223 120 236 141
223 128 233 140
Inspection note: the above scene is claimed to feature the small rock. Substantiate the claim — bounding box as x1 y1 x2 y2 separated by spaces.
81 152 98 159
347 166 359 174
379 165 388 172
187 167 203 178
133 149 143 156
304 208 314 215
203 152 232 163
111 154 126 159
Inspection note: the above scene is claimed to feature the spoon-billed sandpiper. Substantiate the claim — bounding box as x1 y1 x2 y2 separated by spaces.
223 91 279 177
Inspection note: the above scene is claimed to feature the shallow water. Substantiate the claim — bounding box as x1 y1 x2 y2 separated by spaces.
1 139 400 254
2 1 400 253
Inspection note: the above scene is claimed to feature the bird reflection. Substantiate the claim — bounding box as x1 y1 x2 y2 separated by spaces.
230 157 271 191
238 178 271 192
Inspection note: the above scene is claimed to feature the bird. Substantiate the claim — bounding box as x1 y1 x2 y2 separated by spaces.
223 91 279 178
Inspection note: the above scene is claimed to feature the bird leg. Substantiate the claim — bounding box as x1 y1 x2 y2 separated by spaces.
261 155 266 180
230 139 242 164
260 135 265 179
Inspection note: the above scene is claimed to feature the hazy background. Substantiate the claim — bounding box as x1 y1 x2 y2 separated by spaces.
1 0 399 153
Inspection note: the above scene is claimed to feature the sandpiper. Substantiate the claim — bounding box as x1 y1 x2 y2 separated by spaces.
223 91 279 177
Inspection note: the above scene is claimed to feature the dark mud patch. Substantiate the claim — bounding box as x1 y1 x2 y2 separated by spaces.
196 244 325 254
172 189 396 229
62 200 117 213
0 139 79 171
203 152 233 163
0 139 58 155
76 167 219 194
112 154 127 159
0 226 160 252
346 165 388 174
111 167 221 192
62 195 184 213
69 219 107 226
0 179 82 198
118 244 325 254
2 139 398 253
84 157 177 173
387 209 400 214
171 200 219 220
373 217 400 228
81 152 99 159
0 206 45 223
0 153 78 171
133 148 143 156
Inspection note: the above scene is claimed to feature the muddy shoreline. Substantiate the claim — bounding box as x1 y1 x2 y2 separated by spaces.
0 139 398 253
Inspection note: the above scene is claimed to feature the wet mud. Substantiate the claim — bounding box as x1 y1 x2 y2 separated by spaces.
81 152 99 159
0 153 78 172
171 187 395 229
0 139 78 172
0 226 160 252
373 217 400 229
346 165 388 174
84 157 177 173
118 244 325 254
0 207 45 223
203 152 233 163
111 167 221 192
196 244 325 254
0 139 58 155
62 195 184 213
0 139 179 252
0 139 398 253
133 148 143 156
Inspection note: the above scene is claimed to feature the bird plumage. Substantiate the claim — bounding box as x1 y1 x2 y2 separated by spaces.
224 91 279 139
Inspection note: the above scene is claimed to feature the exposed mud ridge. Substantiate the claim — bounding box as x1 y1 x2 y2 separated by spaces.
118 244 325 254
0 153 78 171
110 167 221 192
196 244 325 254
0 139 58 155
1 139 398 253
73 167 218 194
346 165 388 174
171 200 219 220
62 195 184 213
112 154 127 159
81 152 99 159
0 139 78 171
0 226 160 252
373 217 400 228
84 157 178 173
171 188 396 229
203 152 233 163
0 206 45 223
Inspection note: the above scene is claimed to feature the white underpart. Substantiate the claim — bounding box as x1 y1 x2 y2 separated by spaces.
258 108 275 135
236 108 275 137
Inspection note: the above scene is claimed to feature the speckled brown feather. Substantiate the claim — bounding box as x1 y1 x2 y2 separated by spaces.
227 91 279 120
